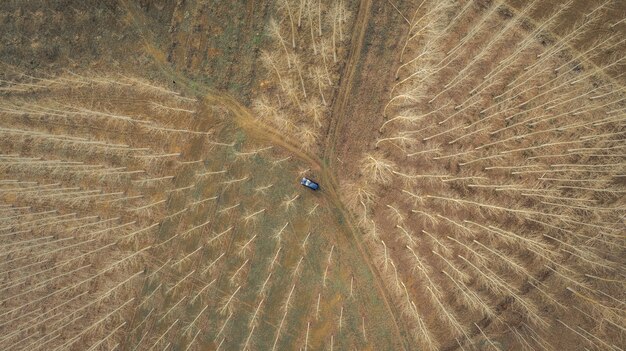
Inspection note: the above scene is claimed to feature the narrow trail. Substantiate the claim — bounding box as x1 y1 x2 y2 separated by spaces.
203 92 323 172
319 0 412 349
323 0 372 169
120 1 410 349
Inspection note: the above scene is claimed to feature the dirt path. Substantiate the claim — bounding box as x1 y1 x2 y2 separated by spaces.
316 0 411 348
323 0 372 168
318 170 411 351
318 0 412 349
203 92 323 172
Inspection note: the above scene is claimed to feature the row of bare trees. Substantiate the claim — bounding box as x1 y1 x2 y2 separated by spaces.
347 0 625 350
0 70 209 350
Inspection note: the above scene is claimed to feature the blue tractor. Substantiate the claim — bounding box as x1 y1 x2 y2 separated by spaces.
300 177 319 191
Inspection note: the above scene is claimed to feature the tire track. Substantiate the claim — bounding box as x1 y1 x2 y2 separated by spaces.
322 0 372 167
320 0 412 349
